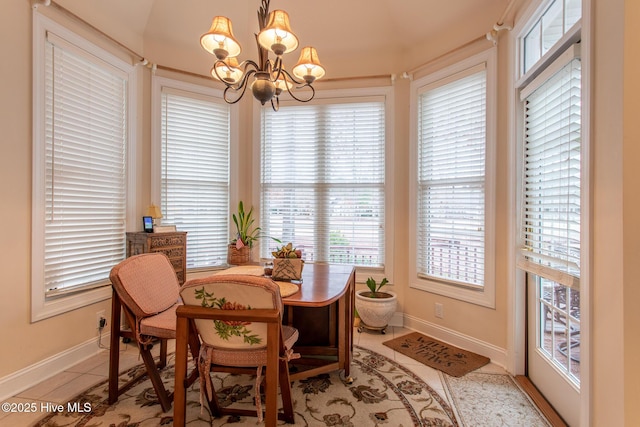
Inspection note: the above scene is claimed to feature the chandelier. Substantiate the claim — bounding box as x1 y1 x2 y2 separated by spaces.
200 0 326 111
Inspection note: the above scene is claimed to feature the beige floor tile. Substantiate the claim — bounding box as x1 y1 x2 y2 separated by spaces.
0 397 50 426
390 326 413 338
16 371 83 400
66 350 109 375
475 361 508 374
42 373 106 404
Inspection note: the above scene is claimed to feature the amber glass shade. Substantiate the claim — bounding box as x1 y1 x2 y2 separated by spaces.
292 47 325 83
257 10 299 55
200 16 242 59
273 75 293 95
211 58 243 83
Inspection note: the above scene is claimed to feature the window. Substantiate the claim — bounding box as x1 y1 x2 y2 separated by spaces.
32 13 135 321
259 89 391 277
152 77 232 270
518 46 581 287
522 0 582 75
410 49 496 307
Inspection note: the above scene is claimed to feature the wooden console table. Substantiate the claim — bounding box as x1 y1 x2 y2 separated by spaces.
125 231 187 284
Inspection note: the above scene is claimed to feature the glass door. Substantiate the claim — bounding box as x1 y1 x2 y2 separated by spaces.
527 274 580 426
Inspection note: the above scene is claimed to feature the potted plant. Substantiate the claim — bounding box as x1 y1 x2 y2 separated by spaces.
227 201 261 265
355 277 397 334
269 242 304 280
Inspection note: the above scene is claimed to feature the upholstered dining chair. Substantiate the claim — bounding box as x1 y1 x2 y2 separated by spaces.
108 253 199 412
175 274 299 427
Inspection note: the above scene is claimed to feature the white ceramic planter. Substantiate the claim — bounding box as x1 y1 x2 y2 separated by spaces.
355 289 397 331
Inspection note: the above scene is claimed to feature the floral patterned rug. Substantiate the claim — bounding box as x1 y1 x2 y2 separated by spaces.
33 345 457 426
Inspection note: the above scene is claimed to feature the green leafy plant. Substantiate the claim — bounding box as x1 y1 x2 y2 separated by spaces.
365 277 389 298
231 201 261 248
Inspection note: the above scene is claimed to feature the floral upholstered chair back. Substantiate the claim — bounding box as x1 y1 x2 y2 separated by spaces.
179 275 283 350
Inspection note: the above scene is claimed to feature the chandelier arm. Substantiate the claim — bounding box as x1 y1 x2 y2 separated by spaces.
270 57 283 81
279 69 316 103
222 69 257 104
276 68 305 85
286 83 315 103
270 96 280 112
233 62 259 89
239 59 260 75
223 86 246 105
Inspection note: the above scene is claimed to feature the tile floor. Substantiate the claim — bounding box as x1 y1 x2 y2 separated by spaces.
0 326 509 426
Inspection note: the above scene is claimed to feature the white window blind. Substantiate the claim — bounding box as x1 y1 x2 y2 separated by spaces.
42 31 128 296
260 100 385 266
518 56 581 288
160 89 230 269
416 68 487 287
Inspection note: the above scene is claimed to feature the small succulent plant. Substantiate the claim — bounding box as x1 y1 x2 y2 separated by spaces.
272 242 302 258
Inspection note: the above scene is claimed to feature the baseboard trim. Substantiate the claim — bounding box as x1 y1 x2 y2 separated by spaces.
402 314 508 369
388 311 404 327
0 332 109 402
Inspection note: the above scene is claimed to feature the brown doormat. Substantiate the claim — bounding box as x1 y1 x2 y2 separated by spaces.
383 332 490 377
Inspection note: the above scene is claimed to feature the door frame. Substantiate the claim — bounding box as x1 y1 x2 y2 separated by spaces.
505 1 592 426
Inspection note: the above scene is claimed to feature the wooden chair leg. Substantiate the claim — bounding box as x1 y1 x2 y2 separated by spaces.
159 338 167 368
203 372 223 418
108 296 121 405
139 343 173 412
185 326 201 387
279 359 295 423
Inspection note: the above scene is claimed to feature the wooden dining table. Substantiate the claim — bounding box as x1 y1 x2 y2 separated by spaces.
281 263 356 382
173 262 356 425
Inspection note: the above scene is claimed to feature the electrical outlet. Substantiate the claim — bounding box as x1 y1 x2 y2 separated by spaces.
435 303 444 319
96 310 106 329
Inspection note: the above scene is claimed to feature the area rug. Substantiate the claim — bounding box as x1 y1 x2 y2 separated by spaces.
383 332 490 377
33 345 457 426
442 372 551 426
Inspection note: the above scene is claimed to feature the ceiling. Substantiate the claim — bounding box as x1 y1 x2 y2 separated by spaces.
53 0 516 78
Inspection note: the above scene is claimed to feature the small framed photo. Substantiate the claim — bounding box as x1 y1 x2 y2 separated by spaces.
143 216 153 233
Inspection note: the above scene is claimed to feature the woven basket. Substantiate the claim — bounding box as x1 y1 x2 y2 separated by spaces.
227 244 251 265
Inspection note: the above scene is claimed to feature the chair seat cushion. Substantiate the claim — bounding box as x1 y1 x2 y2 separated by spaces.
209 325 299 367
139 301 180 339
